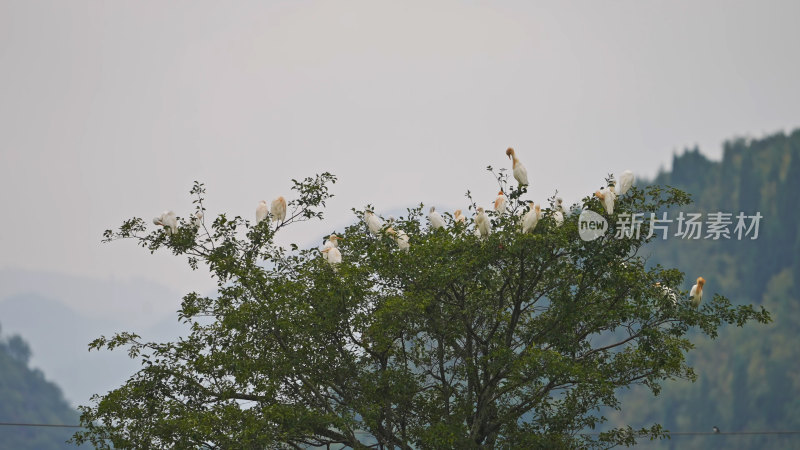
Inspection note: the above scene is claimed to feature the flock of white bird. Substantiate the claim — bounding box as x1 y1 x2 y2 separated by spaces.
151 147 704 307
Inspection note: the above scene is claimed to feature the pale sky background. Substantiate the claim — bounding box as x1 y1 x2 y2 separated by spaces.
2 0 800 325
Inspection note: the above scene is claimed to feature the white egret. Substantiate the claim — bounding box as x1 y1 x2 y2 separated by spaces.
364 211 383 235
617 170 634 195
154 211 178 235
594 185 617 215
384 217 410 252
164 211 178 234
323 234 342 250
553 197 565 227
690 277 705 308
192 211 204 229
494 190 507 215
475 207 491 237
256 200 269 224
428 207 446 230
395 229 410 252
654 282 678 305
321 247 342 270
271 196 287 222
521 202 540 233
454 209 466 224
505 147 529 187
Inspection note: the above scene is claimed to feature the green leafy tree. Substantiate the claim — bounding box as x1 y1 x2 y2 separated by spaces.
72 170 769 449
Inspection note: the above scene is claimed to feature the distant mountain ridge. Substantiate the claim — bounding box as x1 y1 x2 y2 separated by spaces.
0 324 79 449
611 128 800 449
647 129 800 301
0 272 191 408
0 268 181 328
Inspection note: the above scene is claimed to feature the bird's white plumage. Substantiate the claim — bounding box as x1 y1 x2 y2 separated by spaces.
475 207 491 237
553 198 565 227
322 247 341 270
323 234 341 250
521 203 539 233
617 170 634 196
690 277 705 308
192 211 204 228
494 192 507 215
454 209 466 224
552 211 564 227
155 210 178 235
395 229 410 252
595 186 617 215
514 164 529 187
364 212 383 235
506 148 529 187
271 196 287 222
256 200 269 224
428 207 446 230
655 282 678 305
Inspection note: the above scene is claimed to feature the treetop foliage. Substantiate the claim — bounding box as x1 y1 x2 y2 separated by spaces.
76 165 769 449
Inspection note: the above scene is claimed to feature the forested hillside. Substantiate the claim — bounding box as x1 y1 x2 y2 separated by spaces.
0 323 79 449
610 129 800 449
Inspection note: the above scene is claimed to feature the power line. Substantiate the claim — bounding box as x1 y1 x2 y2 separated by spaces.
582 431 800 436
664 431 800 436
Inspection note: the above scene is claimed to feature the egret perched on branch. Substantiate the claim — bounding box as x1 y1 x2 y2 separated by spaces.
384 217 410 252
617 170 634 196
595 185 617 215
364 211 383 235
256 200 269 224
654 282 678 305
552 197 565 227
454 209 466 224
505 147 529 187
192 211 204 229
428 207 446 230
394 229 410 252
323 234 342 250
494 191 507 215
321 247 341 270
475 207 491 237
690 277 705 308
521 202 540 233
271 196 287 222
153 211 178 235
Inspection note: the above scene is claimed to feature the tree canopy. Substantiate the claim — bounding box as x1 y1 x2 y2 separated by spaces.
73 169 769 449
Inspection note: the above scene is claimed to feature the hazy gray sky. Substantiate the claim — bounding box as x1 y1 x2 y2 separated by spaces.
2 0 799 319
